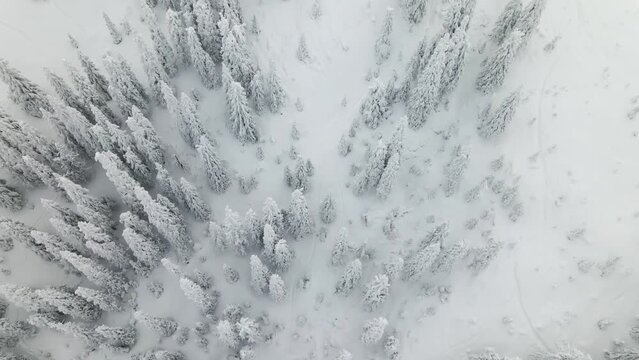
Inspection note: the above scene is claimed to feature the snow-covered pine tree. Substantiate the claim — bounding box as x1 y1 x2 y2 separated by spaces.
0 318 37 347
77 51 111 102
0 141 40 187
217 319 240 348
385 335 400 360
123 146 153 186
126 106 164 164
285 157 311 191
402 242 441 281
387 118 406 159
180 177 211 221
104 54 149 117
186 27 219 88
135 186 193 263
57 176 113 228
361 82 390 129
155 162 184 206
44 69 92 122
79 221 131 269
223 264 240 284
122 226 163 269
331 228 351 266
401 0 426 24
193 0 221 61
268 274 286 302
335 259 362 295
220 19 255 88
249 69 266 114
95 151 143 211
222 207 246 254
103 13 123 44
0 182 24 211
374 9 393 64
237 317 262 344
0 283 55 313
179 277 217 314
63 60 111 116
353 140 388 195
60 250 130 295
0 58 51 118
443 0 476 33
249 255 269 294
179 92 207 147
440 16 469 101
92 105 131 150
262 223 277 261
514 0 545 47
285 189 314 239
0 111 57 166
243 208 262 248
442 145 469 197
362 274 390 311
223 66 258 143
136 37 171 106
95 325 137 350
30 230 73 262
296 35 310 62
47 97 97 158
266 64 286 113
0 218 54 259
478 90 520 139
361 317 388 345
262 197 284 236
150 24 178 77
134 310 178 337
319 194 336 224
376 152 400 200
34 286 101 321
430 241 466 274
491 0 522 45
274 239 292 272
197 135 231 192
475 30 522 94
166 9 191 67
407 34 450 128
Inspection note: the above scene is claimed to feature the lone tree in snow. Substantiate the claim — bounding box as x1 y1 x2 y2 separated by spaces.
179 277 217 314
475 30 522 94
319 194 336 224
362 274 390 311
361 317 388 345
360 82 391 129
285 189 314 239
223 66 259 143
376 152 400 200
296 35 310 62
103 13 122 44
134 310 178 337
0 59 51 118
331 227 351 266
374 9 393 64
266 64 286 113
478 90 520 139
335 259 362 295
490 0 522 45
197 136 231 193
442 145 469 197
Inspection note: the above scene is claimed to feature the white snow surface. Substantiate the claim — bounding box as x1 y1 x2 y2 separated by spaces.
1 0 639 359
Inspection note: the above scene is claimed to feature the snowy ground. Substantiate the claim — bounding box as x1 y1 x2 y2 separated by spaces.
2 0 639 359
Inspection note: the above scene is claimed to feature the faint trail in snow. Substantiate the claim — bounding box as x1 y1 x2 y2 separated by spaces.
513 263 551 351
0 19 33 42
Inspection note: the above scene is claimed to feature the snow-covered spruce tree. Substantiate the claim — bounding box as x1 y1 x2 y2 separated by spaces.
491 0 522 45
514 0 546 47
440 16 469 101
249 255 270 295
166 9 190 67
223 66 259 143
155 162 184 206
268 274 287 302
35 286 102 321
250 69 266 114
266 64 286 113
47 97 97 157
180 92 207 147
135 186 193 263
353 140 388 195
197 135 232 192
221 19 255 88
95 151 143 211
335 259 362 295
79 221 131 269
223 206 246 254
262 223 277 261
375 9 393 64
285 157 311 191
186 27 219 88
77 51 111 102
44 69 92 122
95 325 137 350
360 82 390 130
285 189 314 239
42 199 88 253
0 318 37 347
274 239 292 272
122 226 162 269
262 197 284 236
123 146 154 186
401 0 426 24
362 274 390 311
402 242 441 281
444 0 476 32
30 230 73 262
0 111 57 165
407 34 450 129
75 286 121 312
217 319 240 348
0 218 53 259
0 284 55 313
331 227 351 266
180 177 211 221
478 90 520 139
319 194 336 224
442 145 469 197
475 30 522 94
60 250 130 295
134 310 178 337
0 59 51 118
43 317 102 345
103 54 149 117
430 241 467 274
385 335 400 360
194 0 221 61
0 183 24 211
223 264 240 284
126 106 164 165
103 13 122 44
136 37 171 106
237 317 262 344
64 60 111 116
0 141 40 187
150 24 178 77
179 277 217 314
296 35 310 62
243 208 262 248
361 317 388 345
92 105 132 151
57 176 114 230
376 152 400 200
387 118 406 157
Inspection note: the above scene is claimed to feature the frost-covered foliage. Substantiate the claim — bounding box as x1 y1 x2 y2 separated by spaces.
491 0 522 45
0 59 51 118
319 194 336 224
478 91 520 139
336 259 362 295
476 30 522 94
223 66 259 143
361 317 388 344
0 182 24 211
197 136 232 193
285 189 314 239
401 0 427 24
360 82 390 129
134 310 178 337
375 9 393 64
